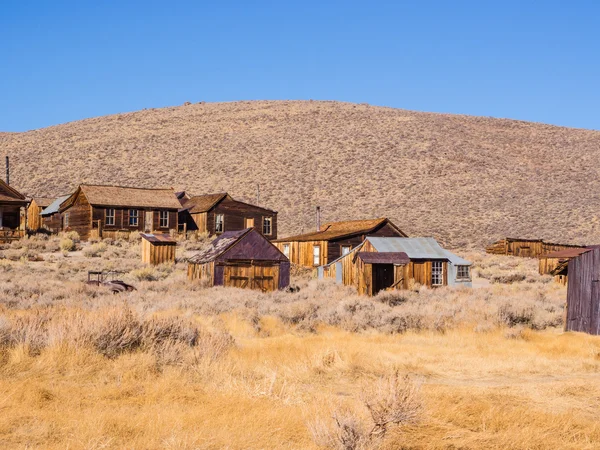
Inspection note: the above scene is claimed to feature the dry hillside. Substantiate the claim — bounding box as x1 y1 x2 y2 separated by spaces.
2 100 600 247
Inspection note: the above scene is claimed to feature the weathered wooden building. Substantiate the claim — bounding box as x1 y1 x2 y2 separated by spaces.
179 193 277 239
59 184 181 240
565 247 600 335
187 228 289 292
0 179 28 242
26 197 55 231
40 195 70 233
318 237 472 296
486 238 585 258
274 218 407 268
141 233 177 265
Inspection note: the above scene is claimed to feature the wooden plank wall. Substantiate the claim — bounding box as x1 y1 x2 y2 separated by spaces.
187 261 215 285
27 202 43 231
222 264 279 292
487 239 585 258
275 240 327 267
566 248 600 335
207 197 278 239
141 240 176 265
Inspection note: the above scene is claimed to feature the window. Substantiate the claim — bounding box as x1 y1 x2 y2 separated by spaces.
245 217 254 228
263 216 272 235
215 214 224 233
64 212 70 228
432 261 443 286
313 245 321 266
283 244 290 258
341 245 351 256
105 208 115 226
159 211 169 228
129 209 139 226
457 265 470 279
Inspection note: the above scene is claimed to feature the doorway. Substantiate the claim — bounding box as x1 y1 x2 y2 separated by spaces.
372 264 394 295
145 211 153 232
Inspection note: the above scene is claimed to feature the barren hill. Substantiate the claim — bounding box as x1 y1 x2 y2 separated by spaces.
2 100 599 247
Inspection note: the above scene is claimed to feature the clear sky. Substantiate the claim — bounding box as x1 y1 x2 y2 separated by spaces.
1 1 598 132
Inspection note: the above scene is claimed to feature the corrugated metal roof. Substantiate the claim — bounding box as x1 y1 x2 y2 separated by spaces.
140 233 177 244
357 252 410 265
542 245 600 259
366 237 471 265
41 195 70 216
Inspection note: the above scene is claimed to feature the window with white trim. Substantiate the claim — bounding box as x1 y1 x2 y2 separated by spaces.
129 209 139 226
215 214 224 233
457 265 470 279
283 244 290 258
64 212 70 228
341 245 351 255
263 216 272 235
432 261 443 286
105 208 115 226
159 211 169 228
313 245 321 266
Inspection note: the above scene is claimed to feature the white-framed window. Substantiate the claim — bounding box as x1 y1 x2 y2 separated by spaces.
64 212 70 228
283 243 290 258
313 245 321 266
263 216 272 235
457 265 470 279
105 208 115 226
432 261 444 286
341 245 351 256
129 209 139 227
159 211 169 228
215 214 224 233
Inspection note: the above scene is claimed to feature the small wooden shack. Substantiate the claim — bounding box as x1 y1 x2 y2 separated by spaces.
26 197 55 231
318 237 472 296
179 193 278 239
274 218 407 268
538 247 598 285
486 238 585 258
565 247 600 335
40 195 70 234
0 178 28 242
141 233 177 265
187 228 289 292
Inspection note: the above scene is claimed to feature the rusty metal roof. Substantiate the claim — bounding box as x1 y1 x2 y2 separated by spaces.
140 233 177 244
187 229 250 264
356 252 410 265
542 245 600 259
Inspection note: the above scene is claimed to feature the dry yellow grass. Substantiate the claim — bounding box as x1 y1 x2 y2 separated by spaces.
2 100 600 246
0 236 599 448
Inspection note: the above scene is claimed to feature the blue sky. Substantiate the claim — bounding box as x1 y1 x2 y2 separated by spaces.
1 1 598 131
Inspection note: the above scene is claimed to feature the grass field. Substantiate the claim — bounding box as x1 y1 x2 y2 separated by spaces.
0 234 599 449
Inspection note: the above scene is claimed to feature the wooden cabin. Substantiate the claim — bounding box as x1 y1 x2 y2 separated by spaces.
179 193 277 239
26 197 55 231
0 179 28 243
539 246 600 285
58 184 181 240
187 228 289 292
141 233 177 265
318 237 472 296
486 238 585 258
40 195 70 234
565 247 600 335
274 218 407 268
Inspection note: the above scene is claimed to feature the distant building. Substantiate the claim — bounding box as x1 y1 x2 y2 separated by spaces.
0 179 28 242
318 237 472 296
274 218 407 268
486 238 585 258
179 193 277 239
187 228 289 292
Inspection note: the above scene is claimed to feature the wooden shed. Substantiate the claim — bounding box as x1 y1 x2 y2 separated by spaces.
565 247 600 335
486 238 585 258
538 247 598 285
179 192 278 239
274 218 407 268
40 194 70 234
0 178 28 243
187 228 289 292
318 237 472 296
26 197 55 231
141 233 177 265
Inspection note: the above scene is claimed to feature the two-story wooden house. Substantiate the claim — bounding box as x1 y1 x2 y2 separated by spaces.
179 193 278 239
59 184 181 240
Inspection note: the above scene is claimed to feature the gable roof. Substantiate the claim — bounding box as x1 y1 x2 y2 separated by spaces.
0 179 27 204
41 195 70 216
366 237 471 265
275 218 406 242
31 197 55 208
188 228 287 264
181 193 229 213
61 184 181 211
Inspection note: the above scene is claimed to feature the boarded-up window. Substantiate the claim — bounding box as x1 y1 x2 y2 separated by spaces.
129 209 139 226
432 261 443 286
64 212 70 228
105 208 115 226
283 244 290 258
215 214 224 233
313 245 321 266
457 265 470 279
263 217 272 235
159 211 169 228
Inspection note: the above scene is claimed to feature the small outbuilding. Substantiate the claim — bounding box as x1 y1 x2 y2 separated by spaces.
538 247 600 285
565 247 600 335
187 228 289 292
141 233 177 265
40 195 70 234
486 238 585 258
318 237 472 296
26 197 55 231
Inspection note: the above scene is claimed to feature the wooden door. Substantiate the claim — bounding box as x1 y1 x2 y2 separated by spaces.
245 218 254 229
252 265 278 292
373 264 394 295
145 211 153 232
223 264 279 291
